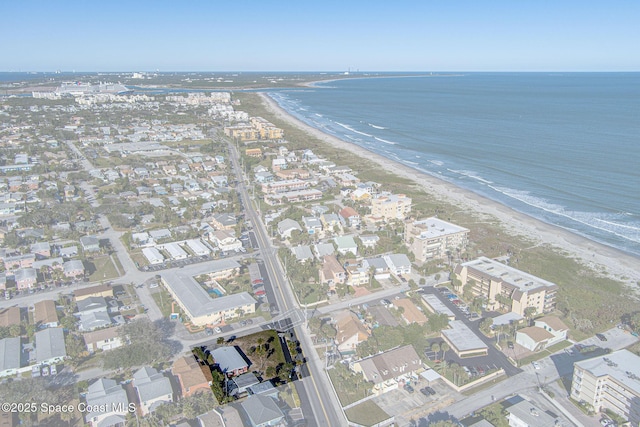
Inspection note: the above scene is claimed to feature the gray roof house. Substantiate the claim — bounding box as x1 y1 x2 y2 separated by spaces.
78 312 112 332
277 219 302 239
291 245 313 263
85 378 130 427
80 236 100 252
240 394 285 427
334 236 358 256
302 216 323 235
77 296 109 315
314 242 335 259
211 346 250 377
133 366 173 416
35 327 67 365
0 337 21 377
382 254 412 275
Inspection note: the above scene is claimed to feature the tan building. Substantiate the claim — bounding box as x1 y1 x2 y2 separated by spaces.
172 355 213 397
319 256 346 291
393 298 428 326
83 328 123 353
244 148 263 158
404 217 469 262
0 307 20 327
224 124 258 141
74 284 113 302
33 300 59 328
371 194 412 221
351 345 422 396
249 117 284 140
454 257 558 316
335 311 370 354
571 350 640 425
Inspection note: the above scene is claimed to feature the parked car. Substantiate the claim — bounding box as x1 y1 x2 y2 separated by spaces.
32 365 41 377
507 341 514 349
404 384 414 393
595 333 608 341
41 366 50 376
381 299 392 307
214 327 222 333
421 386 436 396
49 365 57 375
531 361 541 370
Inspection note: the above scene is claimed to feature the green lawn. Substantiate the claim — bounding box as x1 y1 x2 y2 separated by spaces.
517 340 573 365
151 289 174 318
345 401 391 427
327 365 371 407
88 256 121 281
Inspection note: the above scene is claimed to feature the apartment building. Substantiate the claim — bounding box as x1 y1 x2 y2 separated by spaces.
571 350 640 425
370 194 412 221
404 217 469 262
454 257 558 316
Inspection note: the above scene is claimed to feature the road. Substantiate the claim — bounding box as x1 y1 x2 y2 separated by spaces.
227 139 347 426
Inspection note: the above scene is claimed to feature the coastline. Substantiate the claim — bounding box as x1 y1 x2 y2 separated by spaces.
257 91 640 286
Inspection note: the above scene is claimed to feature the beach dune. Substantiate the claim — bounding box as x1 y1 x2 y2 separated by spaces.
258 92 640 286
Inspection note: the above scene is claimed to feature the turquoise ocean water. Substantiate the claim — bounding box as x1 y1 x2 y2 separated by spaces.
268 73 640 257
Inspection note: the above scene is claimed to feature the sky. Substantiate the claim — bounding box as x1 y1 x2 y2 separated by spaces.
1 0 639 72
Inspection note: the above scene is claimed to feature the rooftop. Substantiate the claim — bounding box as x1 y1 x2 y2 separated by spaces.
574 349 640 395
409 217 469 239
460 256 558 293
441 320 488 352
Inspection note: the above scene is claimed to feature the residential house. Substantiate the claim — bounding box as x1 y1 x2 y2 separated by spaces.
334 236 358 256
34 300 59 329
133 366 173 416
313 243 335 259
59 245 78 258
351 345 422 396
84 378 130 427
302 216 323 235
35 327 67 365
0 307 20 328
74 284 113 302
232 372 260 395
211 213 237 230
363 257 391 280
15 268 37 290
320 213 341 231
30 242 51 259
277 219 302 239
393 298 428 326
83 328 123 353
515 326 555 352
291 245 314 263
77 296 109 316
335 311 370 354
319 256 346 291
0 337 21 377
345 265 369 287
172 355 213 397
78 312 112 332
240 394 285 427
63 259 85 278
382 254 412 276
339 207 361 227
360 235 380 250
534 316 569 345
80 236 100 253
142 247 165 265
211 346 249 377
210 230 242 252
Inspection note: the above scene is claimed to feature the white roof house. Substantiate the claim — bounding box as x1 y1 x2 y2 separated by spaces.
35 327 67 365
162 242 188 260
334 236 358 256
382 254 412 275
186 239 210 256
142 247 165 265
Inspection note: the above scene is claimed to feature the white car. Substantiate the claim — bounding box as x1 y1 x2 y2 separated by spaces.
532 361 541 370
149 283 158 288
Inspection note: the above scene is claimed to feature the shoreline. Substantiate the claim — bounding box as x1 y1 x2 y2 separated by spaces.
257 92 640 286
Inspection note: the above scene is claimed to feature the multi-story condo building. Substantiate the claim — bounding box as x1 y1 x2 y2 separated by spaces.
404 217 469 262
571 350 640 425
370 193 412 221
454 257 558 316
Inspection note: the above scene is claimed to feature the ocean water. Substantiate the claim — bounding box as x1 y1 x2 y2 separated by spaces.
268 73 640 257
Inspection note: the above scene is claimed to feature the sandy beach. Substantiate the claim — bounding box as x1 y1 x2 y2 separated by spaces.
258 92 640 286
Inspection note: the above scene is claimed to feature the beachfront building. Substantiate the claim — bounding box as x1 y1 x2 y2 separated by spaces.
404 217 469 262
441 320 489 358
250 116 284 140
351 345 422 396
370 193 412 221
570 350 640 425
454 257 558 316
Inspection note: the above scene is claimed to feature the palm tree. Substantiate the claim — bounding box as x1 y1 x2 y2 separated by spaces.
431 342 441 361
440 342 450 361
